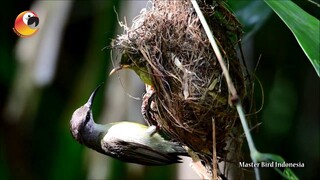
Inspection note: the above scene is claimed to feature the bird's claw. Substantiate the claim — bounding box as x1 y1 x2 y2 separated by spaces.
141 85 157 126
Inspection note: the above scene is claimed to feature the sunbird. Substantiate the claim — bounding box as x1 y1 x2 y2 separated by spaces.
109 52 153 86
70 84 187 165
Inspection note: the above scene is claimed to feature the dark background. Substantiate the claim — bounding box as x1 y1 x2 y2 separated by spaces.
0 0 319 179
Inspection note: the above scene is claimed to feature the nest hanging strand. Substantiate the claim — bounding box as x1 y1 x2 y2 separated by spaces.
112 0 249 179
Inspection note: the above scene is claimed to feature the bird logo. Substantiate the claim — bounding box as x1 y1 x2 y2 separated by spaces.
13 11 40 37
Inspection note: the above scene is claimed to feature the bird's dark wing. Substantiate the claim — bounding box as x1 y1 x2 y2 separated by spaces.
101 138 183 166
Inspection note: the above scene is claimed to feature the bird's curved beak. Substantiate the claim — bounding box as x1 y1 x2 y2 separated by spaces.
86 84 103 109
109 65 131 76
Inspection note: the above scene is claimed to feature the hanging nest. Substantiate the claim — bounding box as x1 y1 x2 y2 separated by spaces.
113 0 250 178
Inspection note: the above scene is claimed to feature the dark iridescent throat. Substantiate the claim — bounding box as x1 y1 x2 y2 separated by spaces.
78 111 109 155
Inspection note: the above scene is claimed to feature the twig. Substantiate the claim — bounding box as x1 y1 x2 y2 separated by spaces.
236 103 260 180
191 0 237 100
212 118 218 180
191 0 260 179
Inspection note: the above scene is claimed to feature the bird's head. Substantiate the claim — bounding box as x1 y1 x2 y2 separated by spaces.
109 52 153 85
109 52 140 74
70 84 102 143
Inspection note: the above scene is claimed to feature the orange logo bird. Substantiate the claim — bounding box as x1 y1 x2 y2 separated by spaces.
13 11 40 37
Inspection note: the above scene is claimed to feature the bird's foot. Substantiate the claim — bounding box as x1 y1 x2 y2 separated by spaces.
142 85 157 126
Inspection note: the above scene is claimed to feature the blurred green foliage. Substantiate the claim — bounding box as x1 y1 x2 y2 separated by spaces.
0 0 319 179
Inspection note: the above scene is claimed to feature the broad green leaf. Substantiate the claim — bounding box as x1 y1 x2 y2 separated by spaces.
265 0 320 77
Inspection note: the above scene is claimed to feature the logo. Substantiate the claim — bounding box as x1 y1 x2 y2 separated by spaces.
13 11 40 37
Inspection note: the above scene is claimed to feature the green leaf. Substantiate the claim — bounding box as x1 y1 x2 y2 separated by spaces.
265 0 320 77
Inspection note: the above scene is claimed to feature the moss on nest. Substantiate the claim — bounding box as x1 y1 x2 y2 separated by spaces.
112 0 249 177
